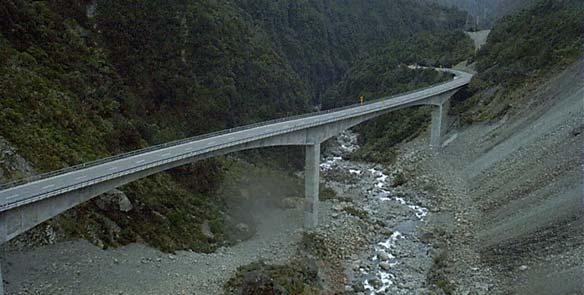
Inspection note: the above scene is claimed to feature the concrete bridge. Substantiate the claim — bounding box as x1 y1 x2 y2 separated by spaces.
0 69 472 294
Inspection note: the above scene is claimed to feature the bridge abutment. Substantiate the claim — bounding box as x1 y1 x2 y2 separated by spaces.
304 143 320 228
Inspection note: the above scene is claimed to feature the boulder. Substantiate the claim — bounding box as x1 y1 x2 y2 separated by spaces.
379 262 391 271
102 216 122 239
96 189 133 212
378 252 390 261
200 220 215 239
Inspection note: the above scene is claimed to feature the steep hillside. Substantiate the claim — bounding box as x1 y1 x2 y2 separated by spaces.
235 0 468 103
0 0 306 252
0 0 239 253
417 56 583 295
322 30 474 164
459 0 583 122
0 1 140 171
418 1 584 292
470 59 583 294
323 31 474 109
96 0 311 135
365 1 583 292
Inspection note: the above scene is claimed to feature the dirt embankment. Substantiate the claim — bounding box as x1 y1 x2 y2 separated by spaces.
3 161 310 295
400 58 584 294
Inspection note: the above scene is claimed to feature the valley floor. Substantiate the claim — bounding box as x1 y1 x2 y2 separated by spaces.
3 207 306 295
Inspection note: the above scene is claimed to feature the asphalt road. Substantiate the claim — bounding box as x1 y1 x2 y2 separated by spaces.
0 69 472 212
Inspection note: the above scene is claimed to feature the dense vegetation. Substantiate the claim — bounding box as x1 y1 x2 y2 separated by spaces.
0 0 235 252
236 0 467 103
96 0 311 138
475 0 583 87
322 31 474 164
323 31 473 109
0 1 140 171
224 260 320 294
460 0 584 121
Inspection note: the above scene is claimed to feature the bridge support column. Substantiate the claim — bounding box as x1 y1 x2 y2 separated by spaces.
0 256 4 295
0 217 5 295
304 143 320 228
430 99 450 148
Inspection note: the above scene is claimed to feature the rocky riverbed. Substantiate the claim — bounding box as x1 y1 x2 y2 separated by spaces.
318 131 439 294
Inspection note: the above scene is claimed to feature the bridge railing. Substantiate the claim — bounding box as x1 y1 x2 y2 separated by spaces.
0 72 469 191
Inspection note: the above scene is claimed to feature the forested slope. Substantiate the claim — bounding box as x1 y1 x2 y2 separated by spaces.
235 0 467 103
322 31 474 164
460 0 584 122
317 0 582 167
96 0 311 137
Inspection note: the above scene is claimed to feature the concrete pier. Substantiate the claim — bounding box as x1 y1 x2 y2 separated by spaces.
304 143 320 228
0 258 3 295
430 98 450 147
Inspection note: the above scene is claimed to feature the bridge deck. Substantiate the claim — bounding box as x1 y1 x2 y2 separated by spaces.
0 69 472 212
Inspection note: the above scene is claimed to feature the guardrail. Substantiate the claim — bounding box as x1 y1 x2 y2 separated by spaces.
0 71 469 191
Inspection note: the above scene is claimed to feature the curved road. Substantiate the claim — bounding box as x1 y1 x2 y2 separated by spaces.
0 69 472 212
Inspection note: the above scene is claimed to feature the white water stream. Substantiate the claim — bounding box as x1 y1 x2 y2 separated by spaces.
320 131 429 294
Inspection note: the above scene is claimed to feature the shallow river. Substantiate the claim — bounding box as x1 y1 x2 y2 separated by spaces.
321 131 432 294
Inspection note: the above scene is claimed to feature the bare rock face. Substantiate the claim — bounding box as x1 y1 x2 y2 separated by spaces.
86 0 97 18
96 189 133 212
0 136 35 182
200 220 215 239
102 216 123 240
